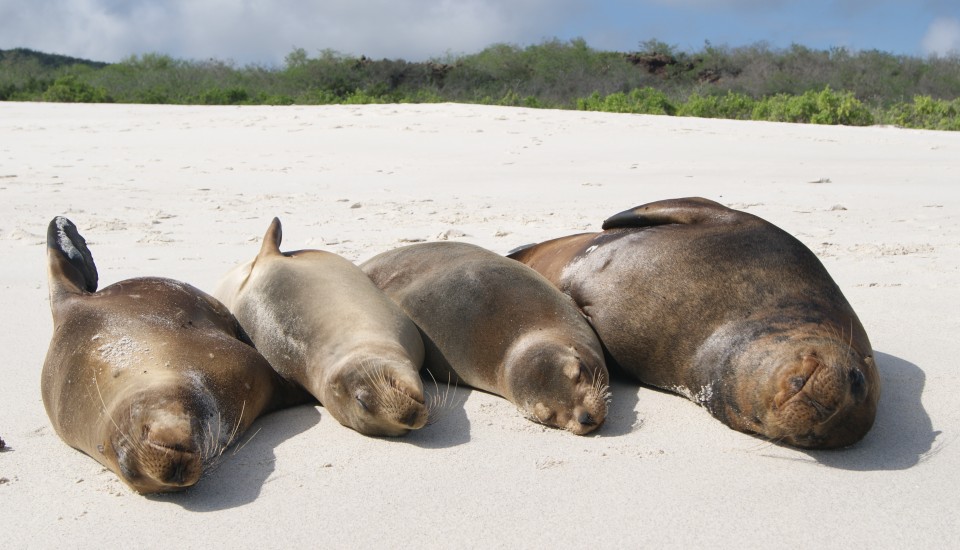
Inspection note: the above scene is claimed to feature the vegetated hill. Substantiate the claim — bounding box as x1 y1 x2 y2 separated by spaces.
1 41 959 130
0 48 109 69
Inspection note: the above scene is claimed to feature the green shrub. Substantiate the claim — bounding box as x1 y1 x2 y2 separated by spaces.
809 87 874 125
197 86 249 105
678 91 755 119
752 92 817 122
41 75 110 103
884 96 960 130
751 87 873 125
342 90 382 104
576 88 676 115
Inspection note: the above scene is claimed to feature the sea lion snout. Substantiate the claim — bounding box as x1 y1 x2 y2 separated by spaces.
767 347 878 448
328 361 429 435
110 405 205 492
578 411 597 426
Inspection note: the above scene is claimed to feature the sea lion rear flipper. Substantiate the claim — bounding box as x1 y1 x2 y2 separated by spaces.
506 243 536 258
601 197 734 230
257 217 283 259
47 216 98 299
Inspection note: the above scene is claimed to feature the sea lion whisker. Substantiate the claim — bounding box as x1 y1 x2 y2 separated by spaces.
232 426 261 456
92 375 137 452
200 407 246 479
224 401 246 450
746 432 785 452
423 368 445 423
200 419 216 460
848 318 855 351
211 409 225 458
359 359 393 402
591 370 612 405
424 369 458 426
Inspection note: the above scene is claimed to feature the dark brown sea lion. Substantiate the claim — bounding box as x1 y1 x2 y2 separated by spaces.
361 242 610 435
42 217 307 494
508 197 879 449
214 218 428 437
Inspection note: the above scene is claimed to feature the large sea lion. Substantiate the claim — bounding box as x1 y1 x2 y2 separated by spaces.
508 197 879 449
214 218 427 437
42 217 307 494
361 242 610 435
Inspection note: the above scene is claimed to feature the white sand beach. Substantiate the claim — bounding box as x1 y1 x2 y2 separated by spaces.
2 101 958 547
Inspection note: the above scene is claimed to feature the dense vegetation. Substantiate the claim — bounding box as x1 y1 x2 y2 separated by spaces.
2 39 959 130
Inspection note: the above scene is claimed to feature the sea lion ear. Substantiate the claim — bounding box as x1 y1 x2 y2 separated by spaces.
601 197 731 230
257 217 283 258
47 216 98 295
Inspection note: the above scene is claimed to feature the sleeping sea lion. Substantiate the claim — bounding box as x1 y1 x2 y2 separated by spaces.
214 218 427 436
42 217 307 494
361 242 610 435
508 197 879 448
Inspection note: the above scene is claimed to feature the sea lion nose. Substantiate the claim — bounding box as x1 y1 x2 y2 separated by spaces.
578 411 596 426
401 408 421 428
170 461 188 484
849 369 866 399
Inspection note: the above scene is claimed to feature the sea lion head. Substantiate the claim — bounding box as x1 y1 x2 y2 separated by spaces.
504 333 610 435
95 373 235 494
710 322 880 449
760 337 879 449
321 356 428 437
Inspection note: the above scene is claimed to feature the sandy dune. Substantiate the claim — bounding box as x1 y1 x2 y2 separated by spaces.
2 102 957 547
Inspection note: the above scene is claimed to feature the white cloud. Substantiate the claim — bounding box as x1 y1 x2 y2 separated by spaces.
0 0 585 64
922 17 960 57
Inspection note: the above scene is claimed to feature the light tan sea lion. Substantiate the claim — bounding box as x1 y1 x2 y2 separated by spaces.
508 197 879 449
361 242 610 435
42 217 308 494
214 218 427 436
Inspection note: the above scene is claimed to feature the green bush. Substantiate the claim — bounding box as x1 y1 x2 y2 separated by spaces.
751 87 873 125
197 86 249 105
884 96 960 130
752 92 817 123
41 75 110 103
576 88 676 115
678 91 755 119
809 87 874 125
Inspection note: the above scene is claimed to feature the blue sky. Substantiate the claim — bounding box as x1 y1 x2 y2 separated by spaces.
1 0 958 65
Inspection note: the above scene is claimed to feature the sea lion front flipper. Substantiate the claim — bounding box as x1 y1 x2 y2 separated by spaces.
46 216 98 300
601 197 735 230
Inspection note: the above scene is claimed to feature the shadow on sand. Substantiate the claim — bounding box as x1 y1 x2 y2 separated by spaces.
405 368 642 443
403 373 472 449
600 373 642 437
800 351 942 471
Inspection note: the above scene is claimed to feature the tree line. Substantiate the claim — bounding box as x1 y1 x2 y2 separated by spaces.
2 39 958 130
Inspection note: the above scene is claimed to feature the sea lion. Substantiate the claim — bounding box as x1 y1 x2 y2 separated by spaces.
508 197 879 449
214 218 427 437
42 217 308 494
361 242 609 435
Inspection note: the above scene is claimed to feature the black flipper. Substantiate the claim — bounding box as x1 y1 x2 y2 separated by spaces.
601 197 735 230
46 216 98 299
